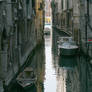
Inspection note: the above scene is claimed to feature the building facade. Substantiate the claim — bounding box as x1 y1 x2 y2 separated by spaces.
51 0 92 92
0 0 44 92
51 0 80 42
45 0 51 17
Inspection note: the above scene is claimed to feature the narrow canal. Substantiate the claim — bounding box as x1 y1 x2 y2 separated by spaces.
8 27 79 92
44 34 57 92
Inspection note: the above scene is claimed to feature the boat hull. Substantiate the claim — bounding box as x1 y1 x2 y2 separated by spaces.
23 84 35 90
60 48 78 56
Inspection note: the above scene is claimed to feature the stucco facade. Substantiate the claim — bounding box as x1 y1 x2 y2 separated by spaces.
0 0 44 92
51 0 80 41
51 0 92 92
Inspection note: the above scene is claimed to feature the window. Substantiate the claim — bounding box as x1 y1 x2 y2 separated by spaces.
32 0 35 8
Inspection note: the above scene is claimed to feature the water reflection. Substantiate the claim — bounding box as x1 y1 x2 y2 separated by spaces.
56 55 77 92
44 35 57 92
8 28 79 92
52 28 78 92
9 45 45 92
44 28 77 92
59 55 77 69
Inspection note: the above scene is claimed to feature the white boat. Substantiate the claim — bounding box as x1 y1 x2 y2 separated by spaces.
58 37 78 56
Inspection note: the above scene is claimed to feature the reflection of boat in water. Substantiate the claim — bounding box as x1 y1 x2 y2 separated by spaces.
16 67 37 90
58 37 78 56
59 55 77 70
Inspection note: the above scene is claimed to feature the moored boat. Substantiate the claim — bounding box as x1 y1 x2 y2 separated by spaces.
59 41 78 56
58 37 78 56
16 67 37 90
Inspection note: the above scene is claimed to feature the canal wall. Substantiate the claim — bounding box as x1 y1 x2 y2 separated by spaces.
0 0 44 92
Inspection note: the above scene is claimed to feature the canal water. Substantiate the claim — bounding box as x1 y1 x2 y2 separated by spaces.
8 27 78 92
44 35 57 92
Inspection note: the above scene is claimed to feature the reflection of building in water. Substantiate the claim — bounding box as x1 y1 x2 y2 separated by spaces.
28 45 45 92
56 68 66 92
54 49 78 92
56 67 73 92
8 45 45 92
